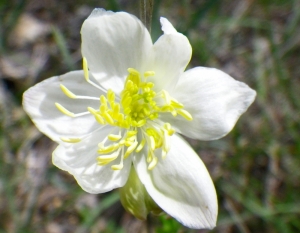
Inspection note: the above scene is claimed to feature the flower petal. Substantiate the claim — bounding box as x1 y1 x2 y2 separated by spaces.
81 9 152 94
133 134 217 229
53 127 131 194
23 70 102 142
143 17 192 92
166 67 256 140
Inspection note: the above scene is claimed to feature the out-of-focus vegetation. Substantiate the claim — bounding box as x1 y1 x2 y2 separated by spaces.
1 0 299 232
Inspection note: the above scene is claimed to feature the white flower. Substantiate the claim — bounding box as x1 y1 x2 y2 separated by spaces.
23 9 256 229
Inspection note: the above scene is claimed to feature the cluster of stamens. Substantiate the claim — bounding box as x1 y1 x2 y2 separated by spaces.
56 58 192 170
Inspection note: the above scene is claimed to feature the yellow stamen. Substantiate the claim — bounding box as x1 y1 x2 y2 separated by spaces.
95 114 105 124
111 164 123 170
60 84 76 99
126 130 137 137
108 134 122 141
149 136 156 151
164 123 175 136
83 57 89 81
60 137 81 143
177 109 193 121
97 143 120 154
87 107 97 115
147 150 153 163
97 152 119 163
135 138 146 152
124 141 138 158
103 112 114 125
100 95 107 105
144 71 155 77
171 99 184 108
55 103 75 117
127 68 140 76
113 104 120 118
162 90 171 105
107 89 115 107
87 107 105 124
148 156 158 170
162 149 168 159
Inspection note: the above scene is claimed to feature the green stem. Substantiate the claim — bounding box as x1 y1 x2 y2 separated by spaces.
146 214 154 233
140 0 154 33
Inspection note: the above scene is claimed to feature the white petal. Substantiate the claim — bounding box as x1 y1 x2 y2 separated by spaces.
166 67 256 140
53 127 131 194
81 9 152 94
143 17 192 92
23 70 102 142
160 17 177 34
133 134 217 229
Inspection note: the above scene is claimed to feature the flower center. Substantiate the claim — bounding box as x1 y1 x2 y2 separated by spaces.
55 58 192 171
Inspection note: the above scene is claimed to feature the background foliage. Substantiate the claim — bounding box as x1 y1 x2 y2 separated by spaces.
0 0 299 232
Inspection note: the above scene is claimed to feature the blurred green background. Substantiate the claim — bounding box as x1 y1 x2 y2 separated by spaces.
0 0 299 232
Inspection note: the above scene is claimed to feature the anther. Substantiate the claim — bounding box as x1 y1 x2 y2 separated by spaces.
60 84 77 99
87 107 105 124
60 137 81 143
97 143 120 154
148 156 158 170
100 95 107 105
162 149 168 159
171 99 184 108
111 164 123 170
108 134 122 141
164 123 175 136
95 114 105 124
147 150 153 163
162 90 171 105
97 152 119 164
127 131 137 137
55 103 75 117
83 57 89 81
149 136 156 151
177 109 193 121
127 68 140 76
125 140 133 147
87 107 97 115
144 71 155 78
103 112 114 125
124 141 138 158
135 138 146 152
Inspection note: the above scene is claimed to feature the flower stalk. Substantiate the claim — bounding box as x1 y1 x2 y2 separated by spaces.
140 0 154 33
